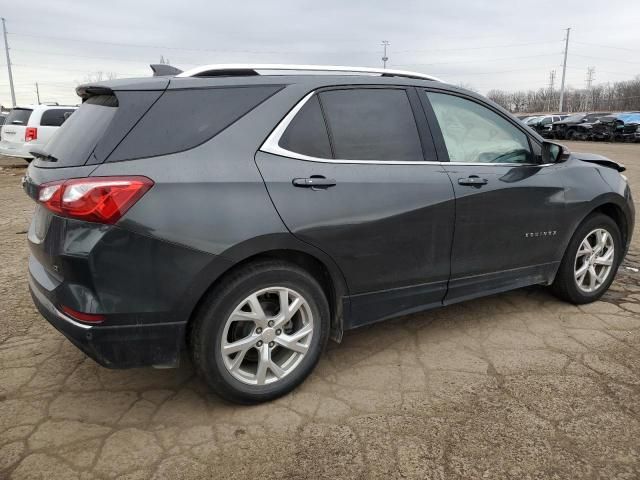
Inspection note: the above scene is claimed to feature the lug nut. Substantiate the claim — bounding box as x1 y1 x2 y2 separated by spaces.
256 327 262 334
256 340 263 347
269 341 275 348
268 320 274 327
275 329 282 335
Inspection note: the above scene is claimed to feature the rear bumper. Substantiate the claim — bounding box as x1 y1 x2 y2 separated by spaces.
0 141 33 159
29 272 186 368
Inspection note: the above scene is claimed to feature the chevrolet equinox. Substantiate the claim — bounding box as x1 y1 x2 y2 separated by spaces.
24 64 634 403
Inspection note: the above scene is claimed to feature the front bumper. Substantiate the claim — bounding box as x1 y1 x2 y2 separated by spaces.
29 266 186 369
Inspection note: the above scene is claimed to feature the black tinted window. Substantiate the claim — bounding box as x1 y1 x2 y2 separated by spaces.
40 108 76 127
279 95 331 158
38 95 117 168
6 108 32 125
108 85 282 162
319 88 423 161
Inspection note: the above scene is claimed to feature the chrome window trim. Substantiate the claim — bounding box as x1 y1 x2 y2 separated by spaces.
260 91 552 167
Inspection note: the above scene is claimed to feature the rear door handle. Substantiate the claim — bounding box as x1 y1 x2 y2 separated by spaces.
292 177 337 188
458 176 488 186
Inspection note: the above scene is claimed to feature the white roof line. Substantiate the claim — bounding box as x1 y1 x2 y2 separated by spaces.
176 64 442 82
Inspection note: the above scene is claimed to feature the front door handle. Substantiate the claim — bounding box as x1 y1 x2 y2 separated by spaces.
292 177 337 188
458 176 488 186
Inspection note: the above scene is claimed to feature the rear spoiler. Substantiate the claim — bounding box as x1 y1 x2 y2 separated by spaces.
150 64 183 76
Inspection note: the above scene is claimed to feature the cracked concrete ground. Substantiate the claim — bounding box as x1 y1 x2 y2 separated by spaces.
1 142 640 479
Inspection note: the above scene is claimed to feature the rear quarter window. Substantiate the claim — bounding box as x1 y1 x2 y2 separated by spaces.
40 108 76 127
6 108 33 126
107 85 282 162
36 95 118 168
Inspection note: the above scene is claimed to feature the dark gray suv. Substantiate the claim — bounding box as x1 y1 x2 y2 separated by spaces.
24 64 634 403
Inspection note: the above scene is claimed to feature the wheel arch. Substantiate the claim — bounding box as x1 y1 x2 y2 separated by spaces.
185 235 350 345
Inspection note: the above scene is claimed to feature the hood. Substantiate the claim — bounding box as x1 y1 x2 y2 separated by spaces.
572 152 625 172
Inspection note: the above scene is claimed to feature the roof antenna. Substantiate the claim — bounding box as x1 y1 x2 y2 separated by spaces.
150 64 183 76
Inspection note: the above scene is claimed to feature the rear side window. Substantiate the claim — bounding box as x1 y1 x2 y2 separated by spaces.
6 108 33 126
318 88 423 161
108 85 282 162
37 95 118 168
40 108 76 127
279 95 331 158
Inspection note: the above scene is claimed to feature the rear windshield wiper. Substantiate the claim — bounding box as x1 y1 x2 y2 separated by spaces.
29 146 58 163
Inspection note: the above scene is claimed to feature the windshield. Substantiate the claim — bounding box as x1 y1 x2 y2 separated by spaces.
5 108 33 126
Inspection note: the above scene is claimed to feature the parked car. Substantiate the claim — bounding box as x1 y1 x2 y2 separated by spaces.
591 112 640 142
0 112 7 126
23 64 634 404
523 116 541 125
530 114 568 137
0 104 77 161
551 112 611 140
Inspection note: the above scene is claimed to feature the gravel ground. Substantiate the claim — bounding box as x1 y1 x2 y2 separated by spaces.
1 143 640 479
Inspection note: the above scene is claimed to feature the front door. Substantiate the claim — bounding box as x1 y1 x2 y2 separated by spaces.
257 87 456 327
421 90 566 303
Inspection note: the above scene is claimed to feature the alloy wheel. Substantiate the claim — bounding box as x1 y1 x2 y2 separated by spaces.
220 286 314 385
574 228 615 293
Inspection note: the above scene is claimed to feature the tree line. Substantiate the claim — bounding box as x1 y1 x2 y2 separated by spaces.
486 76 640 114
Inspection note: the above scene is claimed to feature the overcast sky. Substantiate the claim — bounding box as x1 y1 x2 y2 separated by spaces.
2 0 640 106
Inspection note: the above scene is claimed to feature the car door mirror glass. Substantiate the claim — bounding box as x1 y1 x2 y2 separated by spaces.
542 141 569 163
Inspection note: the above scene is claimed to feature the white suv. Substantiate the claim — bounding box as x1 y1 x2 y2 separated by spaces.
0 104 77 161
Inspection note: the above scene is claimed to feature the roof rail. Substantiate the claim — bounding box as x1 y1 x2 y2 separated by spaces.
176 64 442 82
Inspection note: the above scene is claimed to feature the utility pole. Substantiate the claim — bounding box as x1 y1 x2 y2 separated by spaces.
35 82 40 104
584 66 595 111
558 27 571 113
1 17 16 107
546 70 556 111
381 40 389 69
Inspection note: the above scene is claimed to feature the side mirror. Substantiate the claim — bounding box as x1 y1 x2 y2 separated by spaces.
542 141 570 164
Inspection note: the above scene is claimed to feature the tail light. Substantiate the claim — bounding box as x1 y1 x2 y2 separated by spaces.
37 176 154 224
25 127 38 142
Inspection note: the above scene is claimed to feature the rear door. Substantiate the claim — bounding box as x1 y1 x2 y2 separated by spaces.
257 86 456 327
0 108 32 155
420 90 565 303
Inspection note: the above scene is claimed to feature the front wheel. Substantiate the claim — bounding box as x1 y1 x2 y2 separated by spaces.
190 260 330 404
551 213 622 304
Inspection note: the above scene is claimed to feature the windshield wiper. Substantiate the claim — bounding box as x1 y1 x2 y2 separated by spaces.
29 146 58 163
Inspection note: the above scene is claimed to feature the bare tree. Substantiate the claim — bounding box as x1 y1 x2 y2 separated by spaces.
83 71 118 83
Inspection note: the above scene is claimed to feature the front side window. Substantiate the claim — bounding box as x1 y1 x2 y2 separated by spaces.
426 92 532 164
319 88 423 161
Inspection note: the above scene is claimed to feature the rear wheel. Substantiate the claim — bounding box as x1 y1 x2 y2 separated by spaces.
190 260 329 404
551 213 622 304
565 129 576 140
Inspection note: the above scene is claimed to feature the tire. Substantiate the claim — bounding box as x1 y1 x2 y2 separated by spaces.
551 213 622 304
190 260 330 404
565 129 576 140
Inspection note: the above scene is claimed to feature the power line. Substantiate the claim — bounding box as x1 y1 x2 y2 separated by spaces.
573 41 640 53
394 40 563 54
394 53 559 68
